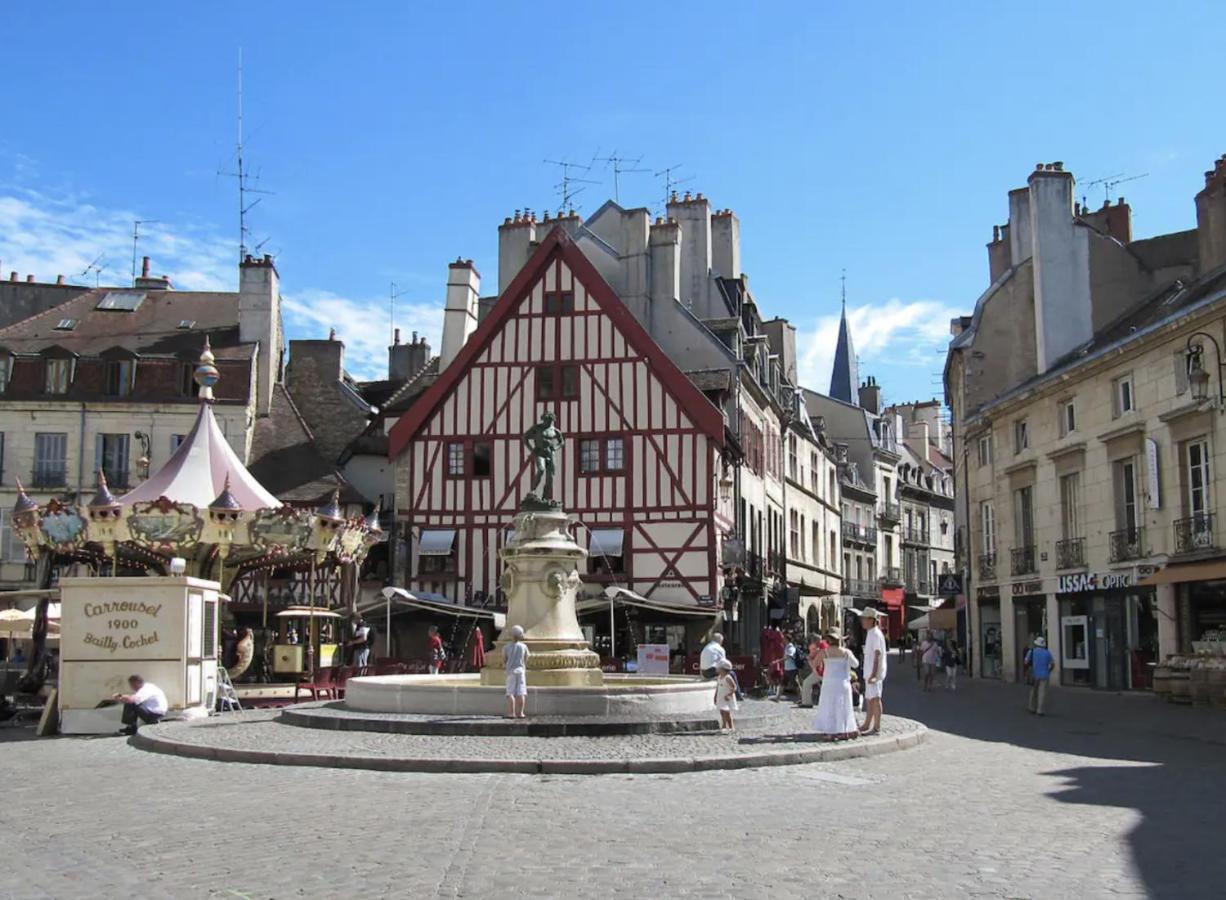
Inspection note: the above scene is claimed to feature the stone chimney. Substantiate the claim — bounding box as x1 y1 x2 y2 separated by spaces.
239 253 282 416
1029 162 1092 373
858 375 882 414
762 318 797 385
498 212 537 295
665 192 713 316
440 258 480 370
389 328 431 381
1195 155 1226 275
1078 197 1133 244
134 255 172 291
987 224 1011 282
711 208 741 280
1007 187 1033 265
648 217 681 332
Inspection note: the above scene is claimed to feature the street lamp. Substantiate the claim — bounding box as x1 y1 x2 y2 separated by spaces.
1185 332 1224 406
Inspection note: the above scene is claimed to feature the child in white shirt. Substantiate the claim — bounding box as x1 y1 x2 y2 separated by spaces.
714 659 738 730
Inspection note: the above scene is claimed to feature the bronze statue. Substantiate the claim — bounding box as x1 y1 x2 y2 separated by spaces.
523 411 565 507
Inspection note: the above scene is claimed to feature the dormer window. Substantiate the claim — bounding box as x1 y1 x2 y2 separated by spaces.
45 358 73 394
105 359 136 397
178 320 196 330
0 355 9 393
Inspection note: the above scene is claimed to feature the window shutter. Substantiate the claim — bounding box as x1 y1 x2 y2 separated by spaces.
1174 351 1189 396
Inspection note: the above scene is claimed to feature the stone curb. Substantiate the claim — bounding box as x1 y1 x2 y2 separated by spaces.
277 702 784 738
129 721 927 775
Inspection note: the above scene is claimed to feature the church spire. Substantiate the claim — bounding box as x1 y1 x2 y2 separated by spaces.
829 272 859 405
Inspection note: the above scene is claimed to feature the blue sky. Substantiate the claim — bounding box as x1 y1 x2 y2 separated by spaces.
1 1 1220 395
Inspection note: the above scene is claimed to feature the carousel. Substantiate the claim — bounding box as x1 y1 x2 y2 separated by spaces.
10 340 384 701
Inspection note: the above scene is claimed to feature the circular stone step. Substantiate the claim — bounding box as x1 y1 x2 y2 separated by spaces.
279 699 788 737
130 707 928 775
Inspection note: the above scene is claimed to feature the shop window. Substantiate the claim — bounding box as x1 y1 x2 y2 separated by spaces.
418 529 458 575
587 528 625 575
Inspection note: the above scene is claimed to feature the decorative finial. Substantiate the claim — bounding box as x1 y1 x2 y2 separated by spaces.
12 478 38 516
841 268 847 312
363 499 383 533
194 335 220 402
88 468 120 510
315 487 343 523
209 473 242 512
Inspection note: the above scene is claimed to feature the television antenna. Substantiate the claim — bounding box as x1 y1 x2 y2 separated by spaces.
595 151 649 203
80 254 106 287
1081 171 1148 206
543 158 599 214
655 164 693 210
130 220 160 285
218 47 274 263
389 280 413 344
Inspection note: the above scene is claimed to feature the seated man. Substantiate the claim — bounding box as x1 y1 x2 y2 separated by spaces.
114 675 168 736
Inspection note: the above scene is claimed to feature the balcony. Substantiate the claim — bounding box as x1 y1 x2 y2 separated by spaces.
1010 545 1037 576
841 522 878 545
876 502 901 526
879 566 903 587
905 572 932 595
1109 527 1145 563
845 578 878 599
1174 513 1216 555
901 525 930 545
767 550 786 575
979 552 998 581
1055 537 1085 569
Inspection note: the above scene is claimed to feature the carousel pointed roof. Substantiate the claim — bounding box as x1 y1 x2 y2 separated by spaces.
120 342 281 510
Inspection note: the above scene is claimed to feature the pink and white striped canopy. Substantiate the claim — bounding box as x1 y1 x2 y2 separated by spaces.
120 403 281 510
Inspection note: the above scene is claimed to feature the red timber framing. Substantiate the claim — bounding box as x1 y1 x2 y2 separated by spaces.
389 227 726 607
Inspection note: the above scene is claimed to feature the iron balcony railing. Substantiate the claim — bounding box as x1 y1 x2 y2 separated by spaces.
1010 545 1037 576
845 578 878 599
901 525 930 545
979 552 997 581
841 522 878 545
879 566 903 586
1055 537 1085 569
1109 527 1145 562
876 502 901 524
1174 513 1215 554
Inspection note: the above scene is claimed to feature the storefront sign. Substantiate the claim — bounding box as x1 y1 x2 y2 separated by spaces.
1145 438 1161 510
73 599 165 658
977 586 1000 601
636 643 671 675
937 573 963 596
1056 571 1135 594
1011 581 1043 597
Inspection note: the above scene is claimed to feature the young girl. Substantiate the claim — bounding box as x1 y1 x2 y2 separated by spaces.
714 659 738 730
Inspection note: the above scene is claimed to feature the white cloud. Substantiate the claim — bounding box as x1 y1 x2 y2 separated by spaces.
281 289 442 382
796 299 960 396
0 180 440 381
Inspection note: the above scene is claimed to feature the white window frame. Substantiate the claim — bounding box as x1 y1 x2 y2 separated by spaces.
1112 374 1135 418
980 500 996 552
1060 399 1076 437
977 434 993 466
1060 472 1081 540
1014 419 1029 454
1186 437 1212 519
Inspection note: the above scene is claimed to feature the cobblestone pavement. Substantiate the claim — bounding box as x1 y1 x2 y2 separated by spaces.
1 658 1223 899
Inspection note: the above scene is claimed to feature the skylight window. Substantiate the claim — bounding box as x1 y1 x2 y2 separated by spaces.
54 318 77 331
96 291 146 311
178 320 196 329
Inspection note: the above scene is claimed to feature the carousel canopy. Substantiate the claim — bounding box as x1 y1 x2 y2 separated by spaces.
120 402 280 510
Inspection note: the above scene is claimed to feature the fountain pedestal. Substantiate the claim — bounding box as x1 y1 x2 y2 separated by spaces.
479 508 603 688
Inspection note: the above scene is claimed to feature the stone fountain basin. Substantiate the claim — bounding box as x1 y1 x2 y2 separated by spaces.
345 674 715 717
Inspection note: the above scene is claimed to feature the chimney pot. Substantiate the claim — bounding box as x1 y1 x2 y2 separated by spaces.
1053 161 1064 171
696 192 704 200
992 225 1000 241
1117 196 1125 206
670 191 678 202
26 274 34 282
8 272 16 281
393 327 401 345
683 191 691 201
328 327 336 341
56 275 65 284
141 256 151 278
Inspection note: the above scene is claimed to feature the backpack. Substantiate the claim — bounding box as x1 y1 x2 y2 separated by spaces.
362 622 376 651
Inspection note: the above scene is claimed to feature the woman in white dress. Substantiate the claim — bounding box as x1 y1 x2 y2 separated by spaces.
813 628 861 741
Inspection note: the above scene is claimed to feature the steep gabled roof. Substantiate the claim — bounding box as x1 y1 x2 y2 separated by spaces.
388 227 726 459
829 305 859 404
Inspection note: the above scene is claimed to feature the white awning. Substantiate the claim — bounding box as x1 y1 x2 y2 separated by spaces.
372 587 506 629
574 586 720 620
418 529 457 556
589 528 625 557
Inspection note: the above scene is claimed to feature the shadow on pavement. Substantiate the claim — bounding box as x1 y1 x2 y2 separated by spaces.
886 653 1226 897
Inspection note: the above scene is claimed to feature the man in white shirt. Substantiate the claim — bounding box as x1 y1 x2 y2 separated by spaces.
858 608 888 736
348 617 373 668
699 633 727 679
114 675 168 736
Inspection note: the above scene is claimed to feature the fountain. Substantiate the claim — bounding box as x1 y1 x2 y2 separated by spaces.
344 412 713 718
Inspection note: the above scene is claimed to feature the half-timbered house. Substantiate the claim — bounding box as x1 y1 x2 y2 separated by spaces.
388 228 728 612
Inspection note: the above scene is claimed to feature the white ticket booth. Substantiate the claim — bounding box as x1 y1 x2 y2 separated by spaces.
58 576 222 734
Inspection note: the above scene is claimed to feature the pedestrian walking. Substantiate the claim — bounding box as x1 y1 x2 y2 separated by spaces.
859 608 888 735
714 659 738 730
469 626 486 672
943 639 960 691
503 624 529 718
775 634 799 701
919 633 940 692
428 625 447 675
812 628 859 741
799 634 828 707
1024 636 1055 716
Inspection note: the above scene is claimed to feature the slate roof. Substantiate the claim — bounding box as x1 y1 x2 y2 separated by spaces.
0 287 253 359
383 356 440 414
247 384 366 505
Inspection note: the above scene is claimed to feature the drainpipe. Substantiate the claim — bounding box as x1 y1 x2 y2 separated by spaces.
77 402 87 501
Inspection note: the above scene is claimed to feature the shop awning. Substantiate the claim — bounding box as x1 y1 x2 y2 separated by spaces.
418 529 457 556
588 528 625 557
372 587 506 628
1139 559 1226 586
881 588 905 608
574 586 720 620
